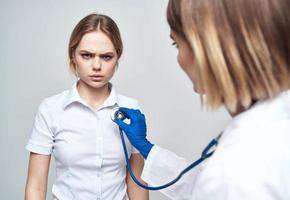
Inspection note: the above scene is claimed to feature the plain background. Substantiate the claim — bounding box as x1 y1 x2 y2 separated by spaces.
0 0 230 199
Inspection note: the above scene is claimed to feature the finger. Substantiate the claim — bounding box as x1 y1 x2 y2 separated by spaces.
119 107 145 123
114 118 130 131
118 107 134 116
141 114 146 120
131 112 145 123
118 107 138 121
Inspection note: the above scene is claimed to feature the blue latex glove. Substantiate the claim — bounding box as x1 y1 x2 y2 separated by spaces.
114 107 153 159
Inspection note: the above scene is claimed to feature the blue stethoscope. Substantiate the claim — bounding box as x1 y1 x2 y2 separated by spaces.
113 110 222 191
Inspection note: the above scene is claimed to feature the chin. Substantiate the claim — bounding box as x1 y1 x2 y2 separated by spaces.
91 82 108 89
84 80 108 89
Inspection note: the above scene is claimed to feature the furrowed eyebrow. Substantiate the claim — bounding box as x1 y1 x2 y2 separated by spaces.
79 50 115 56
100 52 115 56
79 50 94 54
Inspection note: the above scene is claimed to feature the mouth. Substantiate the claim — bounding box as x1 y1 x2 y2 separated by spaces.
89 75 104 81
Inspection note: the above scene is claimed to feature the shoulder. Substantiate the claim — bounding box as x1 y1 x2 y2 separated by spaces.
194 124 290 198
194 91 290 198
213 123 290 171
116 93 140 109
38 90 69 113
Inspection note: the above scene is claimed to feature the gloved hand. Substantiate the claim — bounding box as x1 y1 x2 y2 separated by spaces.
114 107 153 159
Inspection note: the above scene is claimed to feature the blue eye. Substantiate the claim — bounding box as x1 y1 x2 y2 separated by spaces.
81 53 93 59
101 55 113 61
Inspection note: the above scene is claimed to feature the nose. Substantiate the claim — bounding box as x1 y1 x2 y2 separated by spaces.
92 57 101 71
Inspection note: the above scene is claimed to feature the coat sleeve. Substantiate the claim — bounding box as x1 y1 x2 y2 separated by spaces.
141 145 201 200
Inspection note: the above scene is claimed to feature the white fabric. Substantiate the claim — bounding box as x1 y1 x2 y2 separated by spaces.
142 90 290 200
26 83 139 200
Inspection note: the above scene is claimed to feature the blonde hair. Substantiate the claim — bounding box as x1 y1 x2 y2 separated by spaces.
168 0 290 112
68 13 123 76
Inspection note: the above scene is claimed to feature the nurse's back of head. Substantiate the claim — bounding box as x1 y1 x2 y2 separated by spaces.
168 0 290 114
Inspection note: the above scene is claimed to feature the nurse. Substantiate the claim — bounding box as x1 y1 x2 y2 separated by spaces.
114 0 290 199
25 14 148 200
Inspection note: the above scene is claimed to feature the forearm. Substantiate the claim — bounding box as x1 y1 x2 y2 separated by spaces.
141 146 199 199
127 185 149 200
25 185 46 200
127 177 149 200
126 153 149 200
25 153 50 200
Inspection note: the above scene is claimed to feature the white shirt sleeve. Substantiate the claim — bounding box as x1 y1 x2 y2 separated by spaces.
25 100 54 155
141 145 200 200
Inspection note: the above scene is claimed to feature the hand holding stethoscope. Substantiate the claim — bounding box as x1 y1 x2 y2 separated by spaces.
113 107 221 190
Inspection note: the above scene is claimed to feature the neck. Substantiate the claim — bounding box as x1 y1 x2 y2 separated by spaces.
77 80 110 110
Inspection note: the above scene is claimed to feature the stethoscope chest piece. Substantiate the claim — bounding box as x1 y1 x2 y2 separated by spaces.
111 108 127 121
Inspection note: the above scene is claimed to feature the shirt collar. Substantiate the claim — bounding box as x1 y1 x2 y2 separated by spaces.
63 82 119 110
102 83 119 108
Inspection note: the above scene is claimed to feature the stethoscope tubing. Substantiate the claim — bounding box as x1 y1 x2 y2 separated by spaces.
119 127 220 190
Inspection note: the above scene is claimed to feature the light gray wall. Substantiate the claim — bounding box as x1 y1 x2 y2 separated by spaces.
0 0 230 199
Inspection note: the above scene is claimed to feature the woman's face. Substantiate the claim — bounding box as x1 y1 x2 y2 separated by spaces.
73 31 118 89
170 31 202 93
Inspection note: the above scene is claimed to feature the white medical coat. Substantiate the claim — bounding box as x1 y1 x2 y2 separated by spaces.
141 90 290 200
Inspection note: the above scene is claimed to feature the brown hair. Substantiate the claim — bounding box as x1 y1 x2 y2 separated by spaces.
68 13 123 75
167 0 290 112
167 0 185 39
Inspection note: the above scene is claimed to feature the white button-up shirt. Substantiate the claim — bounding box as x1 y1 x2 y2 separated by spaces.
26 83 139 200
141 90 290 200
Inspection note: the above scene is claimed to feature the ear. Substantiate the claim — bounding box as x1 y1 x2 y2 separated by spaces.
115 61 119 72
71 54 78 76
72 52 76 64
